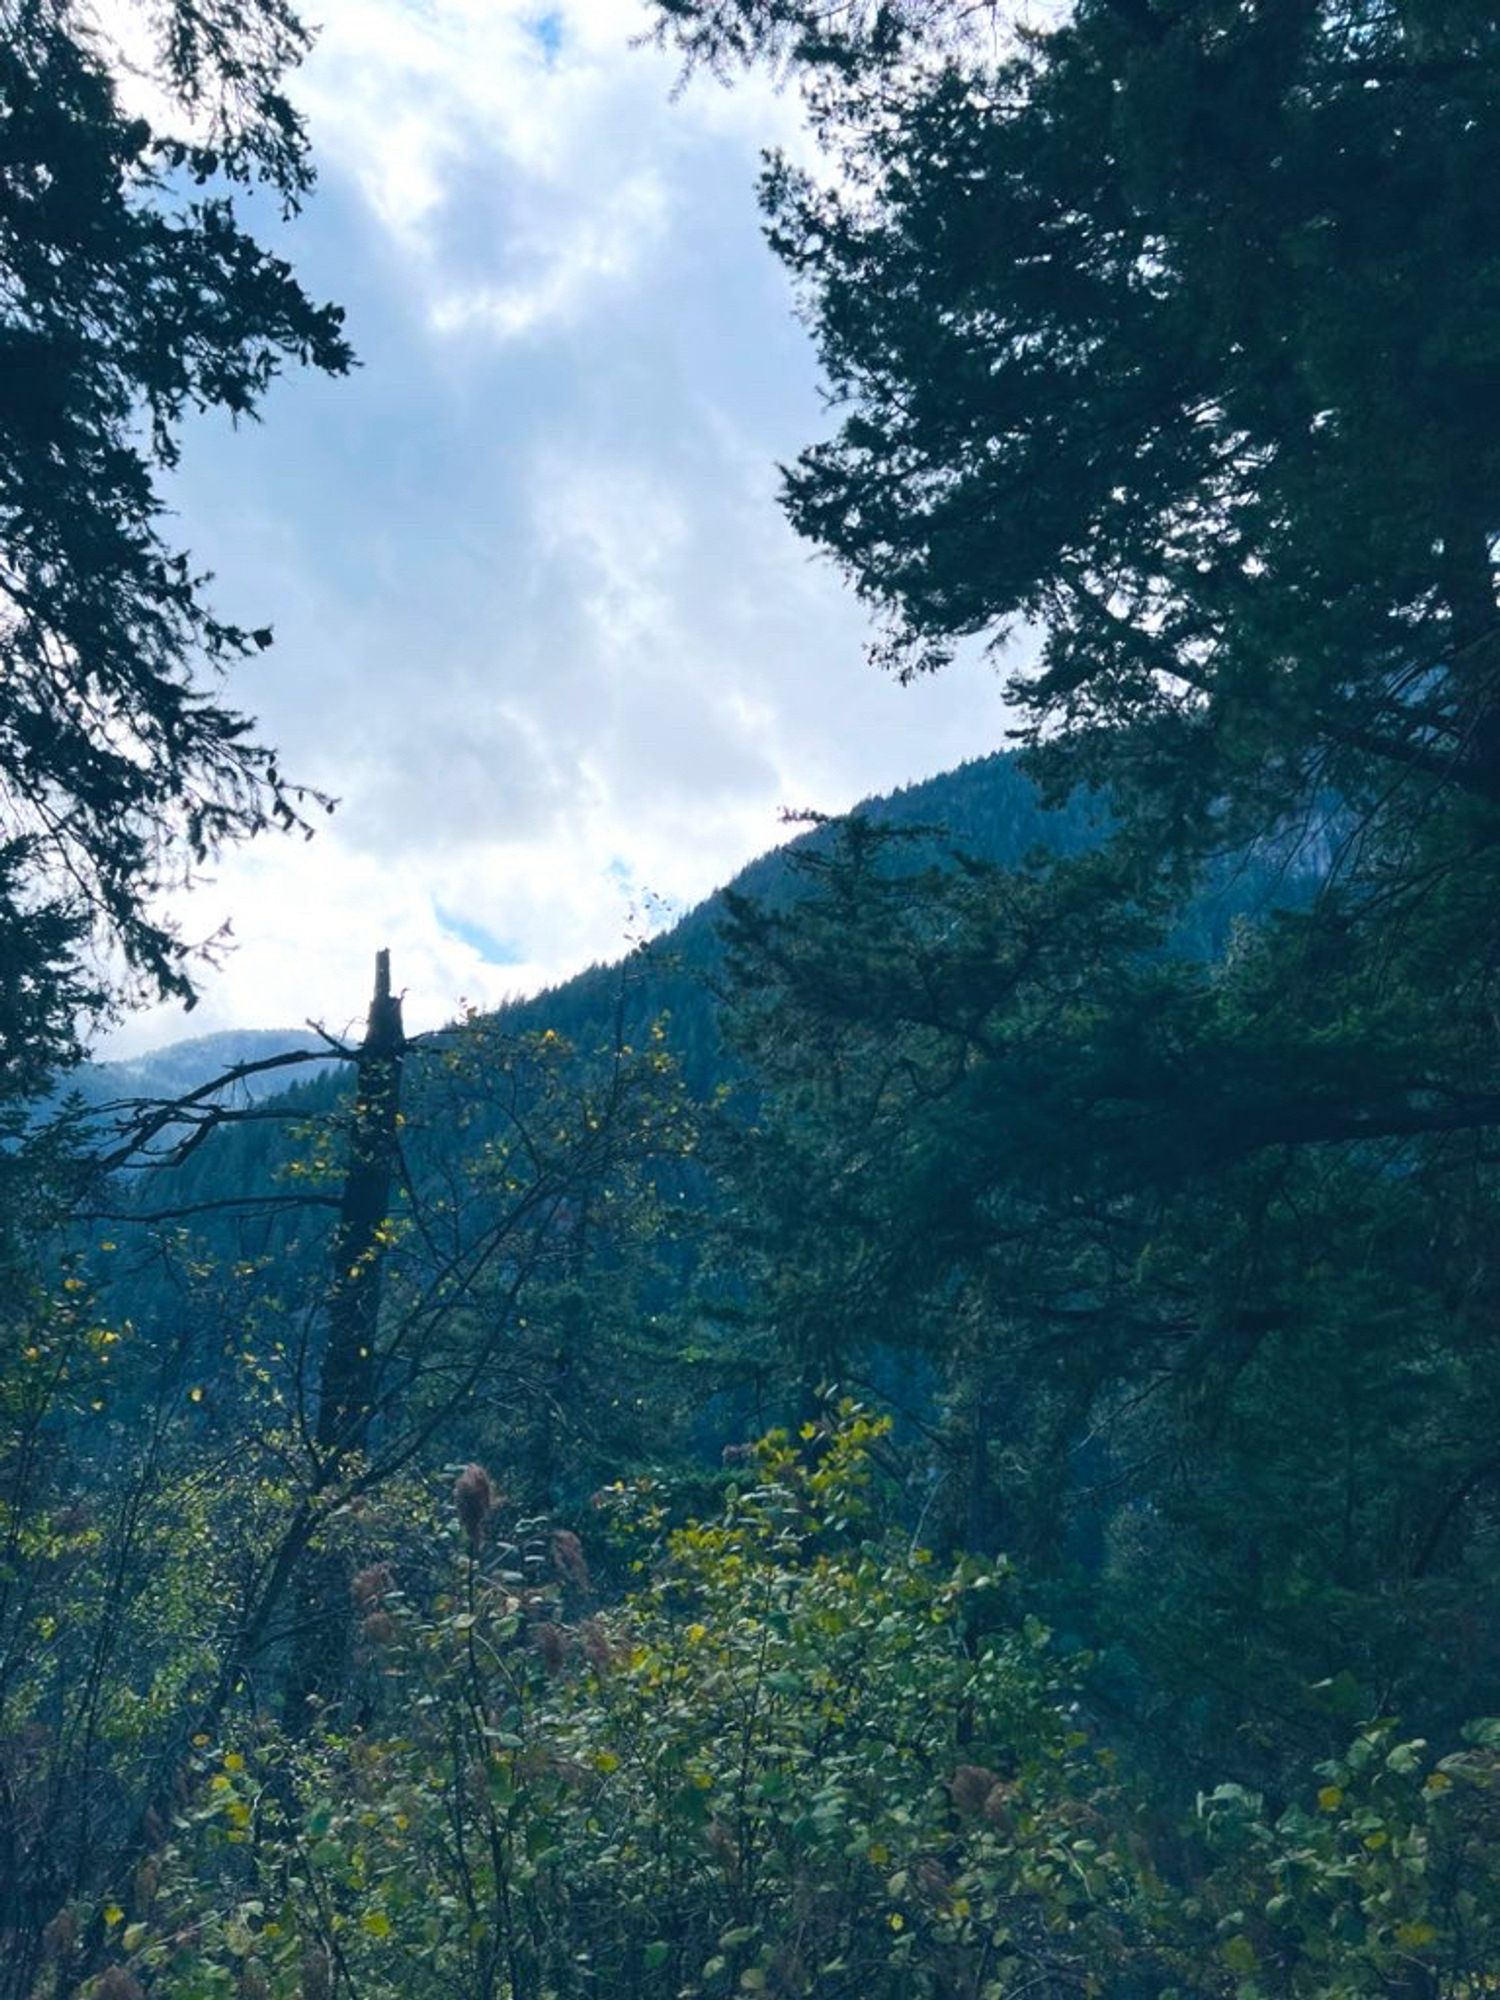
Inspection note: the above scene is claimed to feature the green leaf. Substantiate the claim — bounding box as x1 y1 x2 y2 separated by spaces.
1221 1936 1257 1974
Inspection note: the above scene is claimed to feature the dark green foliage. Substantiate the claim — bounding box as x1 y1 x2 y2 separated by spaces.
11 4 1500 1992
615 0 1500 1798
754 3 1500 833
0 843 91 1099
0 0 351 1085
713 812 1500 1787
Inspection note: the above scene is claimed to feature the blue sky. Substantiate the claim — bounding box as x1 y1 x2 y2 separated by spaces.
110 0 1018 1053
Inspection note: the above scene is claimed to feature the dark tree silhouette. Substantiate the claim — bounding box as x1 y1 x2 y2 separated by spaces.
0 0 351 1091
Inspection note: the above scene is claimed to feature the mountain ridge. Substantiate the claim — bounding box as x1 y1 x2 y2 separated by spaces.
76 750 1087 1103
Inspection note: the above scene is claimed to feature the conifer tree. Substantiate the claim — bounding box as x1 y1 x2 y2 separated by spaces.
0 0 350 1087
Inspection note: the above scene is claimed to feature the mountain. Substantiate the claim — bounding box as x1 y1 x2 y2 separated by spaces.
68 752 1093 1110
66 754 1102 1315
452 750 1110 1090
73 746 1296 1112
70 1029 338 1109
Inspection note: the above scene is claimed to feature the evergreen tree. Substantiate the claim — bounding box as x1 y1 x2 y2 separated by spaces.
640 0 1500 1774
0 0 350 1087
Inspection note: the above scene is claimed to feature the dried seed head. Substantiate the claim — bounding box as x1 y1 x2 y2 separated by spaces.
983 1781 1016 1832
132 1858 159 1914
916 1857 951 1902
454 1464 495 1546
579 1617 614 1672
948 1764 1000 1818
41 1910 77 1962
351 1562 394 1607
93 1971 146 2000
361 1610 397 1646
550 1527 590 1591
533 1620 569 1674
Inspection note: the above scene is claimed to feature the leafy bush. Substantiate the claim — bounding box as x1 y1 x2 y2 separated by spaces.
93 1410 1497 2000
125 1409 1157 1998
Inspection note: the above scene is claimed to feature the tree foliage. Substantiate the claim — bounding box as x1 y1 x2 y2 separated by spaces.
712 810 1500 1780
640 0 1500 1793
0 1002 696 1993
0 0 351 1085
745 1 1500 822
69 1413 1500 2000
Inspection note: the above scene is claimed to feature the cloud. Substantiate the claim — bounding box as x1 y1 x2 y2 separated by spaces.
103 0 1015 1057
428 171 669 340
292 0 792 339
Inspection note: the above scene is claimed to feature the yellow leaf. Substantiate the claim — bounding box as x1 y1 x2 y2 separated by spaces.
104 1905 124 1928
363 1910 392 1939
1395 1922 1437 1949
1317 1785 1343 1812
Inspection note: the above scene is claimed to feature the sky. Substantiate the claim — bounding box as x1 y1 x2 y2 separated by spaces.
107 0 1019 1055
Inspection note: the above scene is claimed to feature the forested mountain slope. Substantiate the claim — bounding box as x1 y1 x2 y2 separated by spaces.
82 742 1277 1120
10 1 1500 1991
78 750 1104 1391
71 1030 337 1110
66 751 1079 1135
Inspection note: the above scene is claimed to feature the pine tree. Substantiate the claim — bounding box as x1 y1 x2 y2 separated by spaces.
0 0 351 1087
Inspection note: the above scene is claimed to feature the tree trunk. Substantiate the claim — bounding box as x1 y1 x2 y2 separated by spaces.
286 949 404 1723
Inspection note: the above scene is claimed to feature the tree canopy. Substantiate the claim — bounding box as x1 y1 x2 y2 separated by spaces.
5 5 1500 1996
637 0 1500 1209
0 0 350 1090
646 0 1500 1793
746 3 1500 833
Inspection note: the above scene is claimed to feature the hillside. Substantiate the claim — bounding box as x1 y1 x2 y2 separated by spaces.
72 751 1097 1113
72 1028 338 1109
80 744 1313 1250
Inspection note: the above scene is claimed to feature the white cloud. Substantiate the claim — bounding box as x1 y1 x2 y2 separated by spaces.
101 0 1016 1058
292 0 797 339
428 172 668 338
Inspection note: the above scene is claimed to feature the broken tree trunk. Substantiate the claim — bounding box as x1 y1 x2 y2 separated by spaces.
287 947 405 1722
